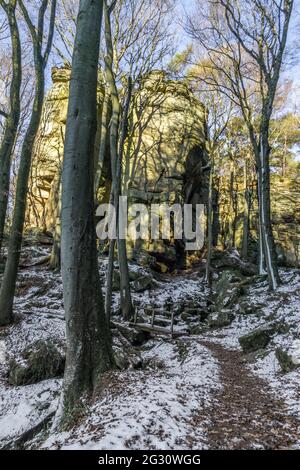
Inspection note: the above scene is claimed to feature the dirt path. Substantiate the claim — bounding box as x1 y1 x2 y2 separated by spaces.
195 341 300 450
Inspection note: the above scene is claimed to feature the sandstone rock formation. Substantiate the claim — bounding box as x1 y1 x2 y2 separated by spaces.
26 67 209 266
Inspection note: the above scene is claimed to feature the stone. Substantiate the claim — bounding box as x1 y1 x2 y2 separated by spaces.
208 311 235 328
128 269 142 281
181 307 209 323
155 262 168 273
112 322 149 346
113 346 143 370
239 326 273 353
113 346 129 370
211 250 257 276
276 347 300 373
9 340 65 386
244 348 269 363
26 67 208 267
237 301 262 315
131 275 153 292
213 270 243 311
136 251 157 269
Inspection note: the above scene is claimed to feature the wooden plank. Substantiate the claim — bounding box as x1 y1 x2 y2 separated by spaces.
130 322 188 338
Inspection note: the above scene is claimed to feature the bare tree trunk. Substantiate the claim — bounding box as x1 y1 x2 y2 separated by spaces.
49 169 61 270
105 238 116 321
94 90 110 202
242 158 251 260
0 0 21 254
205 155 214 286
104 1 133 321
0 0 57 326
257 134 281 289
60 0 113 422
117 78 133 321
105 187 116 321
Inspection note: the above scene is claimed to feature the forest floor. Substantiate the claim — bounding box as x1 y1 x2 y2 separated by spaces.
0 243 299 450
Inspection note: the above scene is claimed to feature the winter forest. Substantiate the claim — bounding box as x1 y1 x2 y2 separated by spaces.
0 0 300 455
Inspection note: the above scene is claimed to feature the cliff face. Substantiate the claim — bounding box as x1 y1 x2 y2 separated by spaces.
26 68 209 265
27 67 106 231
27 67 70 231
125 71 208 205
271 173 300 266
27 67 299 267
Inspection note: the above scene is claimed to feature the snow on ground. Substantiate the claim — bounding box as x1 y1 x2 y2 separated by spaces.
204 269 300 419
0 379 61 448
0 244 299 449
43 339 220 450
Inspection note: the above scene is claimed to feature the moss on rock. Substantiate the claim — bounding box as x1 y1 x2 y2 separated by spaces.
9 340 65 386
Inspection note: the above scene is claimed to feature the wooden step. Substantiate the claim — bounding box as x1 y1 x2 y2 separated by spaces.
130 322 188 338
153 315 172 326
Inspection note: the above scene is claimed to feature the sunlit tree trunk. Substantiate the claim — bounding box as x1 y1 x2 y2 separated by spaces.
242 157 251 260
256 132 280 288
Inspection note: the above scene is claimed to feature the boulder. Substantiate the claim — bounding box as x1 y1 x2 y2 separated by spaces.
112 322 150 346
136 251 157 269
155 262 168 273
211 249 257 276
239 326 273 353
113 346 143 370
213 270 243 311
131 275 153 292
237 301 262 315
9 340 65 386
181 308 209 323
208 310 235 328
128 269 142 281
276 346 300 373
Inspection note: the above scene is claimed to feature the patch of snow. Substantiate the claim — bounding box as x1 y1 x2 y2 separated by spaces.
0 341 6 365
43 339 220 450
0 379 61 447
289 340 300 365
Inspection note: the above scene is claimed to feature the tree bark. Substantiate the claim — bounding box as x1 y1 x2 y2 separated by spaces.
0 0 21 254
49 169 62 270
205 154 214 286
60 0 113 421
94 89 110 203
256 134 281 289
104 1 133 321
0 0 57 326
242 158 251 260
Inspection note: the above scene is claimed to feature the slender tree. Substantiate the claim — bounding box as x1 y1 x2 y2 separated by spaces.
0 0 56 326
0 0 21 254
59 0 113 422
103 0 134 321
186 0 294 290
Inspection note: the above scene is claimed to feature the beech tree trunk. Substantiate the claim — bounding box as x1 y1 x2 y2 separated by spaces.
0 0 57 326
60 0 113 421
256 134 281 289
242 159 251 260
94 90 110 202
49 169 61 270
104 1 133 321
205 155 214 286
0 0 21 254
